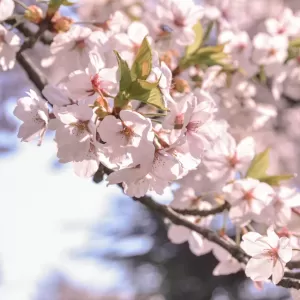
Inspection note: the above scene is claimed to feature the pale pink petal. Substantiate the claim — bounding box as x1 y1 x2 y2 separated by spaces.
245 257 273 282
168 225 189 244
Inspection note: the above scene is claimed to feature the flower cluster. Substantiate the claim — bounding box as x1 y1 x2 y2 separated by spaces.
3 0 300 289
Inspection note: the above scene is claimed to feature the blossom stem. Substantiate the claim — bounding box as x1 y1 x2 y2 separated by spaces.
13 0 28 10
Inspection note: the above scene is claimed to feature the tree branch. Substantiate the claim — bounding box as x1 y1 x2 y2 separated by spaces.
16 51 48 92
287 261 300 270
173 202 230 217
132 195 249 263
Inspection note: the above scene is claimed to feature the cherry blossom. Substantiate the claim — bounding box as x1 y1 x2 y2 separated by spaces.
267 187 300 227
13 90 49 145
64 51 118 103
113 21 149 64
98 110 154 167
0 25 21 71
42 25 108 77
218 30 258 77
212 244 243 276
252 33 288 77
168 201 215 256
265 8 300 37
53 103 95 163
241 229 292 284
204 133 255 182
155 0 203 46
0 0 14 22
223 178 274 225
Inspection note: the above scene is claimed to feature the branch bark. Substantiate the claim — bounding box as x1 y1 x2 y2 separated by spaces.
173 202 230 217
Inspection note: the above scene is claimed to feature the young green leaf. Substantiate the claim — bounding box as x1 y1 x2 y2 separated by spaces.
129 81 167 110
186 22 204 56
137 79 159 90
114 51 132 92
246 148 270 179
258 174 295 186
131 37 152 81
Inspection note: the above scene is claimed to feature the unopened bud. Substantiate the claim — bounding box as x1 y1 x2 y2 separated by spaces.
24 5 43 24
173 78 190 93
52 16 73 33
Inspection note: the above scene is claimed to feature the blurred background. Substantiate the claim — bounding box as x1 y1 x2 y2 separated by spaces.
1 0 300 299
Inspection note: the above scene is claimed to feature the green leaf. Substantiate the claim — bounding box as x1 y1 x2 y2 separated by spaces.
61 0 74 5
114 51 132 92
258 174 295 186
131 37 152 81
186 22 203 56
289 38 300 48
129 82 167 110
246 148 270 179
137 79 159 90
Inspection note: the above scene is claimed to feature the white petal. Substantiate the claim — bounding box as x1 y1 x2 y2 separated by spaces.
272 259 285 284
168 225 189 244
278 237 293 263
245 257 273 282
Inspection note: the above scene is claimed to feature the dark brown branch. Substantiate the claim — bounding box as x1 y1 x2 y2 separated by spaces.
16 51 47 92
17 18 52 53
173 202 230 217
132 195 248 264
287 261 300 270
5 18 53 45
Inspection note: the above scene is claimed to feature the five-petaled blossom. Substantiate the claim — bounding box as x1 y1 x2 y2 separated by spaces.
241 229 292 284
13 90 49 146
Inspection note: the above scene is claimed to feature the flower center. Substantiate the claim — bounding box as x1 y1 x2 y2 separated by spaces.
237 43 246 53
227 152 239 168
186 121 202 132
174 113 185 130
243 190 254 204
174 16 185 27
265 247 279 263
268 48 277 57
91 74 104 94
277 27 286 34
76 39 86 49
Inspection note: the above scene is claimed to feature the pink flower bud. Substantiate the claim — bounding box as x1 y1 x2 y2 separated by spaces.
52 16 73 33
24 5 43 24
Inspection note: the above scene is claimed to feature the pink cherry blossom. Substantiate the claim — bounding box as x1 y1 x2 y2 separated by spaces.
113 21 149 65
42 25 108 76
268 187 300 227
64 51 118 103
223 178 274 225
241 229 292 284
98 110 154 167
156 0 203 46
168 201 215 256
252 33 288 77
0 0 14 22
218 30 258 77
265 8 300 37
73 142 103 178
13 90 49 146
170 187 199 209
212 244 243 276
53 103 95 163
204 134 255 182
0 25 21 71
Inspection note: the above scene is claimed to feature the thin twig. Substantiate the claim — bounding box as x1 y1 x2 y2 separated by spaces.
173 202 230 217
